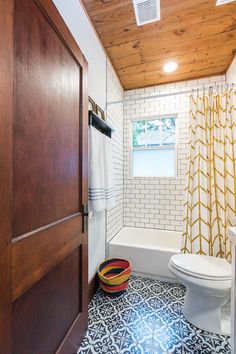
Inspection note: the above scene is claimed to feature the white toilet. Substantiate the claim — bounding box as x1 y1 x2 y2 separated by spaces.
169 254 231 335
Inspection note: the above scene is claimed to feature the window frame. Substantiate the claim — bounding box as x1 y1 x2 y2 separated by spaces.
130 114 178 178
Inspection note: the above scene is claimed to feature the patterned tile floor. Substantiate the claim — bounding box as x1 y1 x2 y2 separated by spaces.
78 275 230 354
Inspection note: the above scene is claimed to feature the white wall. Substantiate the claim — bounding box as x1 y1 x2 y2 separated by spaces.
53 0 107 280
123 75 226 231
226 55 236 84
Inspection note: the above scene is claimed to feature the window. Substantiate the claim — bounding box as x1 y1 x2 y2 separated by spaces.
132 116 177 177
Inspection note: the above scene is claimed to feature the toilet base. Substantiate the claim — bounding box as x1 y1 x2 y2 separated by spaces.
183 288 230 335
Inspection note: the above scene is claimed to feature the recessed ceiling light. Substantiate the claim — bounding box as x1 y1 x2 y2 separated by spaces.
163 61 178 73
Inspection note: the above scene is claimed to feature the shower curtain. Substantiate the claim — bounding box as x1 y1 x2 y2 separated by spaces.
182 88 236 261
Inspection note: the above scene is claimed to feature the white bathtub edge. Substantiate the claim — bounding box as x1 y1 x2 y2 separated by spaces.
109 241 180 254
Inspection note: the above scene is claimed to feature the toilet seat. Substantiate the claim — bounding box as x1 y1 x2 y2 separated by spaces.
170 254 231 281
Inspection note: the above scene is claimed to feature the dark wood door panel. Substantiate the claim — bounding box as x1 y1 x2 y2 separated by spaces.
12 215 82 301
13 0 81 237
12 248 82 354
0 0 88 353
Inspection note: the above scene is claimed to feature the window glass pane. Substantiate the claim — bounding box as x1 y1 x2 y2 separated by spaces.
132 148 176 177
132 118 176 147
133 120 146 147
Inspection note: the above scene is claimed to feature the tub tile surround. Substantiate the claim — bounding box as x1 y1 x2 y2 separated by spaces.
78 275 230 353
106 60 124 243
123 75 226 232
226 55 236 84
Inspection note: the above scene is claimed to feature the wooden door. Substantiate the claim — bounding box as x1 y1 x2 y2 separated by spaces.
0 1 88 353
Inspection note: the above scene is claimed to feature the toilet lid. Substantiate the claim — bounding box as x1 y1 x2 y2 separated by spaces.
170 254 231 280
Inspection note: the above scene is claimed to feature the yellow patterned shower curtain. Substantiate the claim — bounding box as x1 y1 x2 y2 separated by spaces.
182 88 236 261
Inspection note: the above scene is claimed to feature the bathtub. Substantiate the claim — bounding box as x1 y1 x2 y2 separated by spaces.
108 227 182 281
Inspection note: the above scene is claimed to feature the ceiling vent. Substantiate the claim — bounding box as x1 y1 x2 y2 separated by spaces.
133 0 160 26
216 0 235 5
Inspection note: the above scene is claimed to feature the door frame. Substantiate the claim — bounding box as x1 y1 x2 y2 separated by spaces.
0 1 13 353
0 1 88 353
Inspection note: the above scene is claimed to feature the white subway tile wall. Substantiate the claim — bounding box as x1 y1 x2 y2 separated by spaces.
106 60 124 242
123 75 226 231
226 55 236 84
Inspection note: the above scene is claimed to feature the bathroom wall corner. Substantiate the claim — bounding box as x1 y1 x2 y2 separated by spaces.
106 60 124 246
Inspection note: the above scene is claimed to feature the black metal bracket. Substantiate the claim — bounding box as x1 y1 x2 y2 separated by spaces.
89 110 114 138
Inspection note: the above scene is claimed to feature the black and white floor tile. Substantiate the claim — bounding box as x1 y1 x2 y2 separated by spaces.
78 275 230 354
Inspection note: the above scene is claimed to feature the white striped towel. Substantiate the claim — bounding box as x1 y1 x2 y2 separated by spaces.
104 133 115 210
89 126 114 212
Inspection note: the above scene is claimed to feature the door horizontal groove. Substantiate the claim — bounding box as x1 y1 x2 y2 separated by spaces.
12 212 82 244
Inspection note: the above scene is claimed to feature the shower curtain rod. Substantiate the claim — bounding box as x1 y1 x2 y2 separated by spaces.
107 82 235 106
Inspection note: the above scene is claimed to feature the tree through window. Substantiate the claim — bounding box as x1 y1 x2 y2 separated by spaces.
132 117 177 177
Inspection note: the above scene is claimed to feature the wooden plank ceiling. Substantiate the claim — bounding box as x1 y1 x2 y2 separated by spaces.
81 0 236 90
